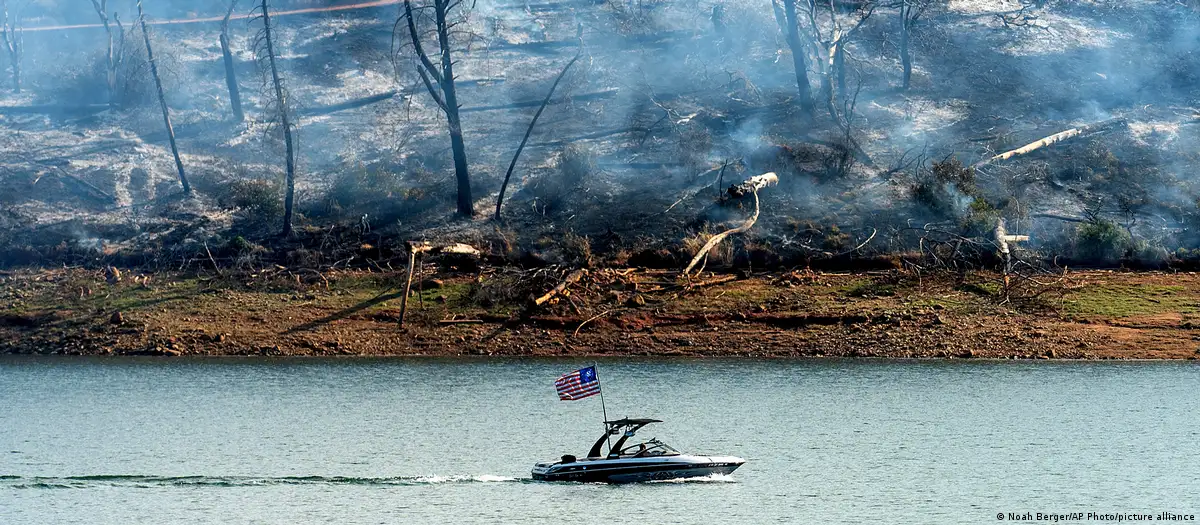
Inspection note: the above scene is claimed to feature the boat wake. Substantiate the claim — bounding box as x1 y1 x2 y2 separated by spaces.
648 473 739 484
0 474 524 489
2 472 738 489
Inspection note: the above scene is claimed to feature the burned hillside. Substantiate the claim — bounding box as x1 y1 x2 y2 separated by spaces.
2 0 1200 273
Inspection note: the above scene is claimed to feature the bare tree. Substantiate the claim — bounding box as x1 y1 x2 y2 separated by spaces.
396 0 474 217
896 0 931 91
255 0 297 236
136 0 189 194
89 0 131 107
799 0 876 119
0 0 20 93
221 0 244 123
780 0 815 116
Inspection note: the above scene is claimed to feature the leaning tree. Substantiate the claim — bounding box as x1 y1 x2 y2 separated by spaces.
254 0 297 236
136 0 189 194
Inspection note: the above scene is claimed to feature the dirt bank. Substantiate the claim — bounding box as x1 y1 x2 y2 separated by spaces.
2 267 1199 360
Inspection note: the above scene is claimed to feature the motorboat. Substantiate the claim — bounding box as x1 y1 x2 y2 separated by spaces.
531 418 745 483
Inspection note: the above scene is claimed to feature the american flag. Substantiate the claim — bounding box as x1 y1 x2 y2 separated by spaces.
555 366 601 401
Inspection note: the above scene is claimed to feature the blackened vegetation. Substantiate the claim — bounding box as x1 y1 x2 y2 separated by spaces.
4 0 1200 301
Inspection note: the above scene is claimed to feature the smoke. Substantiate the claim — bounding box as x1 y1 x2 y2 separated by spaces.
3 0 1200 268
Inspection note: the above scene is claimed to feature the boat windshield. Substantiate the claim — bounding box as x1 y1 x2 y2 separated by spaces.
619 438 679 458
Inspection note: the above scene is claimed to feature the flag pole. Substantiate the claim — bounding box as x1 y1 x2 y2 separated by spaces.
595 363 613 456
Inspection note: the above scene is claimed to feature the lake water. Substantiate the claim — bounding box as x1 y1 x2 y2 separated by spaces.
1 357 1197 524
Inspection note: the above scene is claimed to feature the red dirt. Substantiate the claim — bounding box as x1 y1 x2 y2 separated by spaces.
2 268 1199 360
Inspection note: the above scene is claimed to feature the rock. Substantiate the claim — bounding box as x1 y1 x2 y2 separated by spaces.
109 311 124 325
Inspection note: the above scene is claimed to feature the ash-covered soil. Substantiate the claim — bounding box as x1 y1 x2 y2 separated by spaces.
2 0 1200 270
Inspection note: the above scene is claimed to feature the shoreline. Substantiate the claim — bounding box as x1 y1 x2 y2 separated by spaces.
3 268 1200 360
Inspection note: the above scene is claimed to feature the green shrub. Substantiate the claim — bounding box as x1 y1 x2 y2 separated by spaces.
961 198 1001 237
1074 220 1131 263
218 179 283 222
909 159 978 222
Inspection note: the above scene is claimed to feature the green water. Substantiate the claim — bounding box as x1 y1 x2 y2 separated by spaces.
1 357 1197 524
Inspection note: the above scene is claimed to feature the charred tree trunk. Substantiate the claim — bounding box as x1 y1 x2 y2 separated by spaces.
6 45 15 93
834 44 846 97
221 2 244 123
820 50 837 119
495 48 581 221
220 33 244 122
261 0 296 236
899 5 913 90
446 104 471 217
90 0 116 105
137 0 189 194
1 1 19 94
782 0 815 115
0 33 17 94
403 0 473 217
435 0 471 217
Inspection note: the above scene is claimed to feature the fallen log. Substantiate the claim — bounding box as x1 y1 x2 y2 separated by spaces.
533 269 586 307
462 88 618 113
973 117 1127 169
0 104 108 115
725 171 779 199
300 90 399 117
407 241 481 257
682 173 778 277
573 308 621 337
684 274 738 289
1032 213 1088 224
34 168 116 204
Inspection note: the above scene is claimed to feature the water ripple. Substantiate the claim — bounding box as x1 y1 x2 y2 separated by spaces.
0 474 525 489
